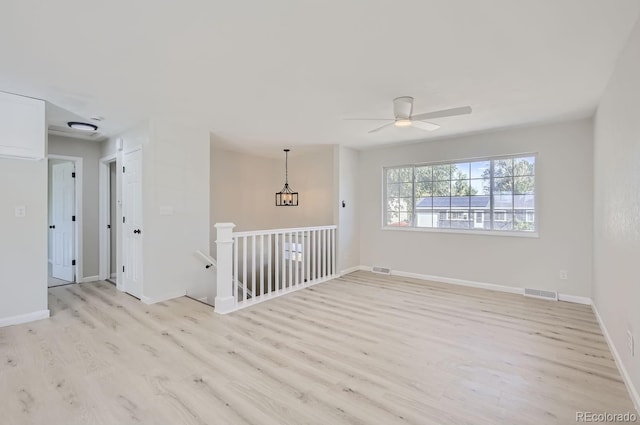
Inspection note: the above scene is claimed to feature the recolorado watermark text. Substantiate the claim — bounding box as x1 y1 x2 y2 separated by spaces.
576 411 637 422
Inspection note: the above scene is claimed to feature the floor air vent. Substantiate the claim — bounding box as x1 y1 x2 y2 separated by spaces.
372 266 391 275
524 288 558 301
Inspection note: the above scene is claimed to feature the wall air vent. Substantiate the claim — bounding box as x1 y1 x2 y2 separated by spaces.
372 266 391 275
524 288 558 301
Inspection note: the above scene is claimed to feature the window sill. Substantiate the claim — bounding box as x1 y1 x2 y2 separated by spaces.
381 226 539 238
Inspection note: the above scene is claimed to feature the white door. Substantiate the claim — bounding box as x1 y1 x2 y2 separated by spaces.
122 149 143 298
51 162 75 282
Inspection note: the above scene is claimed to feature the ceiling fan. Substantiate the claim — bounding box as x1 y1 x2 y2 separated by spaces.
346 96 472 133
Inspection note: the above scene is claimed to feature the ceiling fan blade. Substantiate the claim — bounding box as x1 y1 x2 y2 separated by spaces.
368 122 395 133
344 118 394 121
411 106 472 121
411 121 440 132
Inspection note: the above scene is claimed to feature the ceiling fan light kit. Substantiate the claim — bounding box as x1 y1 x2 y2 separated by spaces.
394 119 412 127
345 96 472 134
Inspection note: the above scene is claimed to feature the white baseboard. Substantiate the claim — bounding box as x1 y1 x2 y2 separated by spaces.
78 275 99 283
141 289 187 305
0 309 50 328
391 268 524 295
558 293 591 305
592 303 640 412
359 265 591 305
340 265 362 276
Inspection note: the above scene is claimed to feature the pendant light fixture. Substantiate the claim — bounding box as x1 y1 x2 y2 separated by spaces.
275 149 298 206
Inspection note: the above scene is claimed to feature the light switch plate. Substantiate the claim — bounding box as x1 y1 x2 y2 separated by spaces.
15 205 26 217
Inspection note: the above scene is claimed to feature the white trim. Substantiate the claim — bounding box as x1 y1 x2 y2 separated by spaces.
359 265 591 305
381 226 539 238
0 310 50 328
110 272 117 279
48 154 83 283
141 289 187 305
99 154 117 281
78 275 99 283
233 225 336 237
340 265 362 276
121 146 143 298
592 303 640 412
386 268 524 295
558 293 592 305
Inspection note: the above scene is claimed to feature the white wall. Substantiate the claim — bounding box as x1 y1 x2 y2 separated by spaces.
359 119 593 297
210 144 336 233
593 17 640 408
0 93 48 325
48 135 102 279
0 158 48 323
336 146 360 273
102 121 211 303
210 143 279 232
142 120 211 303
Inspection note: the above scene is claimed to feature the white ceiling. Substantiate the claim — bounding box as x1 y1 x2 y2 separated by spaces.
2 0 639 151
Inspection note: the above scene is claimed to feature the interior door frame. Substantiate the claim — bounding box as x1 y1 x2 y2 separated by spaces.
99 152 122 288
121 146 143 298
48 154 83 283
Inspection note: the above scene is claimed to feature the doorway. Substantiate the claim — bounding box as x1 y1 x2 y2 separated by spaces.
99 154 119 286
99 148 142 297
48 155 82 287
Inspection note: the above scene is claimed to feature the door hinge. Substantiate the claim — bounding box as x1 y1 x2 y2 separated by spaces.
72 260 76 266
123 216 126 223
72 215 76 222
72 172 76 178
122 166 125 173
107 224 111 229
122 265 125 272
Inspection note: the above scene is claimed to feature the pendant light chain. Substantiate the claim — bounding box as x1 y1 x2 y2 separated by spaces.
283 148 290 187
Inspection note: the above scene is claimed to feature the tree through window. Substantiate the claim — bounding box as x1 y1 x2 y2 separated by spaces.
384 155 536 232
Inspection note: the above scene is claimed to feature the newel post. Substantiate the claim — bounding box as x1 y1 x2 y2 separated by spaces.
214 222 236 314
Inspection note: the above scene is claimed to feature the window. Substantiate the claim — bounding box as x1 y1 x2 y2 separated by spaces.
384 154 536 233
450 211 468 221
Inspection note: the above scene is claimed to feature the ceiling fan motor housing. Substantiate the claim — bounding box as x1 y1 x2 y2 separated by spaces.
393 96 414 119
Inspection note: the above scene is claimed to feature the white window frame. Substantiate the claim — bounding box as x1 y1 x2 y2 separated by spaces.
382 153 537 237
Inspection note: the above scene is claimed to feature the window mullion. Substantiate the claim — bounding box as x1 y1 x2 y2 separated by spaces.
412 166 416 227
489 160 494 230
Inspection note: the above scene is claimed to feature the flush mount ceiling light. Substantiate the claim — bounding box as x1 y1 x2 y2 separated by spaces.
275 148 298 206
67 121 98 131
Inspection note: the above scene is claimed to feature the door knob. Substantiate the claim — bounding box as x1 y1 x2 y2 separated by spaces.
133 229 142 234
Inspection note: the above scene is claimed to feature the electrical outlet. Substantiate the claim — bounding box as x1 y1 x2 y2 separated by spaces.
14 206 26 217
559 270 568 280
627 330 634 356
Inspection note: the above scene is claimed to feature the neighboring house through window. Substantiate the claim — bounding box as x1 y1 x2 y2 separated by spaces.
384 154 536 233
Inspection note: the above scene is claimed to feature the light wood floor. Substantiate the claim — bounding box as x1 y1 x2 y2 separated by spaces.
0 271 635 425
